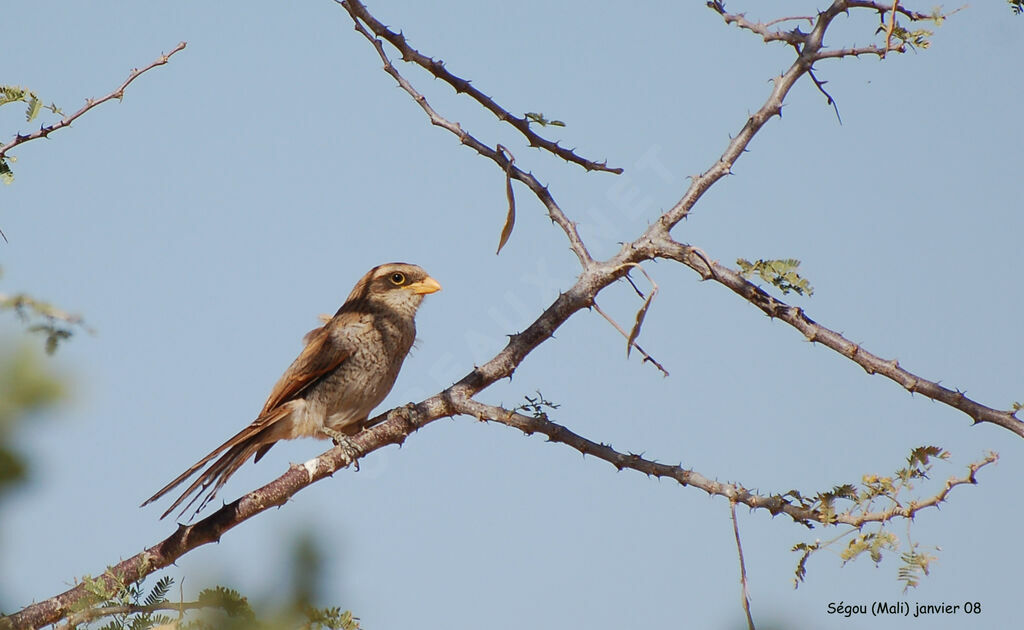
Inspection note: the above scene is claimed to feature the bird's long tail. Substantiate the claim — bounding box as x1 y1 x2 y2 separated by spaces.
142 409 288 520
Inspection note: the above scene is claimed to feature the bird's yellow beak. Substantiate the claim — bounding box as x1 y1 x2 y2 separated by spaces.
408 276 442 295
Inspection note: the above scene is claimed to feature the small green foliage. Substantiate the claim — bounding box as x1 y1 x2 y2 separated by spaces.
736 258 814 296
876 22 933 50
26 95 42 123
61 573 361 630
791 541 820 586
302 606 361 630
840 530 899 564
807 484 857 526
524 112 566 127
896 25 933 49
1011 401 1023 414
515 391 560 421
788 446 981 589
906 445 946 470
0 292 88 353
195 586 255 622
0 85 63 122
0 157 14 184
1 85 65 182
898 544 937 591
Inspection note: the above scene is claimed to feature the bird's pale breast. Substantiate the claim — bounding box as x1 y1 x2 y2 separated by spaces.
304 309 416 436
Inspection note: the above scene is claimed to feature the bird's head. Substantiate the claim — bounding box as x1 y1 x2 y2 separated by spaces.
340 262 441 317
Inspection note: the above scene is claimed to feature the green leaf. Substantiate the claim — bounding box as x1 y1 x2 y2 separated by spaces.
26 95 42 122
736 258 814 296
907 445 946 468
144 575 174 606
791 541 820 587
898 544 937 591
525 111 567 127
0 85 30 106
197 586 254 620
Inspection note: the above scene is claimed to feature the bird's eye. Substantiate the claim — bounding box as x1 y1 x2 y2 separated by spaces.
389 272 406 285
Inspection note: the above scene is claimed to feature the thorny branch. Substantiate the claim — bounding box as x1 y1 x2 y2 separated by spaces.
338 4 594 268
5 2 1018 628
2 395 998 629
656 238 1024 438
338 0 622 174
0 43 186 160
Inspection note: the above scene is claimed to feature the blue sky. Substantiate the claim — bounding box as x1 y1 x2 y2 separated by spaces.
2 2 1022 628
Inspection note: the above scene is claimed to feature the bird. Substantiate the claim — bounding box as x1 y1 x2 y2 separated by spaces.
142 262 441 520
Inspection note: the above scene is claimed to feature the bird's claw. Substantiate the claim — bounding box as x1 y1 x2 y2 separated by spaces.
323 428 361 471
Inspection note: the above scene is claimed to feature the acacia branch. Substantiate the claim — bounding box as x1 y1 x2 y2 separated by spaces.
339 3 593 267
0 43 186 160
706 2 807 46
662 2 923 232
651 237 1024 438
7 391 996 628
338 0 622 174
60 601 201 629
618 2 1024 437
846 0 935 21
4 3 1012 628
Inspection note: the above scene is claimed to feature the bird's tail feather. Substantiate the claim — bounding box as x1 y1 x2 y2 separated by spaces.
142 407 290 520
161 439 263 520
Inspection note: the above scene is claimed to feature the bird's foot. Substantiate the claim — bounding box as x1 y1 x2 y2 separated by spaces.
323 428 361 471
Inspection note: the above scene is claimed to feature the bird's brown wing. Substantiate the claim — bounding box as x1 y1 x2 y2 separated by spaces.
249 321 354 462
142 321 352 518
259 321 351 415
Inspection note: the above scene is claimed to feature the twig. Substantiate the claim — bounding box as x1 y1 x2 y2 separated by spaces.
0 42 187 159
765 16 814 28
846 0 934 21
731 501 756 630
591 301 669 376
61 601 205 629
339 4 594 267
338 0 622 174
651 237 1024 438
883 0 901 55
807 68 841 123
455 398 997 529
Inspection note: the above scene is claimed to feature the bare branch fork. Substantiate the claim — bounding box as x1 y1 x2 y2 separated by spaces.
0 42 187 160
5 2 1018 627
